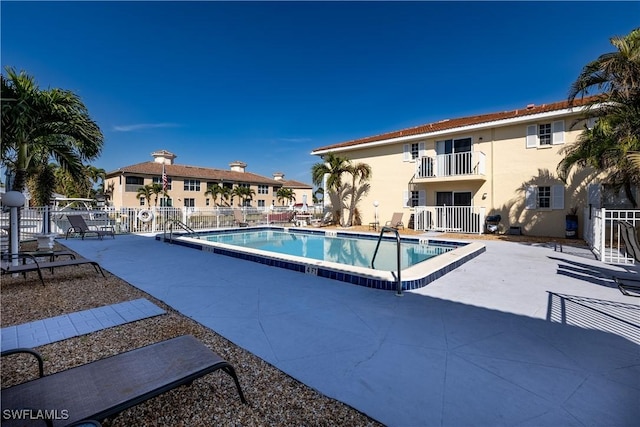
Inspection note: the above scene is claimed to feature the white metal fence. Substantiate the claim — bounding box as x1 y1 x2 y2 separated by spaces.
414 206 486 234
0 205 324 242
583 207 640 265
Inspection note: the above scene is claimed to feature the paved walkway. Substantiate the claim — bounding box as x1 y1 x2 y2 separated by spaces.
61 234 640 427
1 298 165 351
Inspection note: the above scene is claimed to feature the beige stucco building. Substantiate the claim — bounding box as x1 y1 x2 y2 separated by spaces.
104 150 312 210
311 98 632 238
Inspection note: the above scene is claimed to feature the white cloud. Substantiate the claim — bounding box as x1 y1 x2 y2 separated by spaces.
112 123 179 132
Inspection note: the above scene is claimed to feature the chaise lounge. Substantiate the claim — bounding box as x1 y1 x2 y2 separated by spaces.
1 335 247 427
66 215 115 240
1 253 105 286
385 212 404 230
615 221 640 297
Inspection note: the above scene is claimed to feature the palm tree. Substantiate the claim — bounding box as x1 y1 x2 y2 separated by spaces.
204 183 223 206
136 185 153 207
312 187 324 204
1 67 104 196
559 28 640 206
345 162 372 226
150 183 164 206
312 152 351 223
276 187 295 206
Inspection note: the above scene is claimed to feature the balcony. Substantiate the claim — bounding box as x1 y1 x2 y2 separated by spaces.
414 151 486 181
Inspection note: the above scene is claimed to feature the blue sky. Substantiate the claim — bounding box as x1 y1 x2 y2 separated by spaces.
2 1 638 186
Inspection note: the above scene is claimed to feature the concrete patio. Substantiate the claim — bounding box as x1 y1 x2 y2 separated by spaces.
60 233 640 426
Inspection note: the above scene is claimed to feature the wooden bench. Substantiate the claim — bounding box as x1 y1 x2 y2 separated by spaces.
1 335 247 426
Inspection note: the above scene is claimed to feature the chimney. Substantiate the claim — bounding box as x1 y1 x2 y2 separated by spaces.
273 172 285 181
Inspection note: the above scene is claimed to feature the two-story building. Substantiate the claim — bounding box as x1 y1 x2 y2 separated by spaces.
104 150 313 210
311 98 635 237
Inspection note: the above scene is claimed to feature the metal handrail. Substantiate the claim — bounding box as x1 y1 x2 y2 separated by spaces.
163 219 199 243
371 226 403 296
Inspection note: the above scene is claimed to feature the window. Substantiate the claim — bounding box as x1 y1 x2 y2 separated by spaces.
539 124 552 146
538 186 551 208
183 198 195 207
525 185 564 210
125 176 144 192
152 176 172 190
258 200 265 208
238 183 250 189
403 142 426 162
184 180 200 191
403 190 426 207
160 198 173 207
526 121 565 148
258 185 269 194
205 198 210 206
139 197 145 206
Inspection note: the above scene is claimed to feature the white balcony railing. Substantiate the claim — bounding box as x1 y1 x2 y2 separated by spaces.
414 206 486 234
415 151 485 179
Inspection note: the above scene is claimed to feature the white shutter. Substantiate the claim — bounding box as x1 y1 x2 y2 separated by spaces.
551 185 565 209
403 190 410 207
525 186 537 209
436 140 445 155
418 142 426 158
552 120 565 145
403 144 410 162
526 125 538 148
587 183 601 208
418 190 426 206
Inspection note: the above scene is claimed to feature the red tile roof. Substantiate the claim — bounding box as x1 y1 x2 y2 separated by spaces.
106 162 282 185
312 97 595 153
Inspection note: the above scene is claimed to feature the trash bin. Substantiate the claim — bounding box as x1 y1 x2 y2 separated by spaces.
565 214 578 238
485 215 501 234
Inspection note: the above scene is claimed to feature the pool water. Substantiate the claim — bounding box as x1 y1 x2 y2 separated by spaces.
159 226 486 291
202 230 452 271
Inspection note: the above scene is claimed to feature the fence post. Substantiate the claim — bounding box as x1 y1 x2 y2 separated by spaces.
600 208 607 264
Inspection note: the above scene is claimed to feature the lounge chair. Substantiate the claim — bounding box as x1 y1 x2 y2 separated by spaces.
233 210 249 227
66 215 115 240
385 212 404 229
614 221 640 297
1 253 105 286
1 335 247 427
310 211 334 227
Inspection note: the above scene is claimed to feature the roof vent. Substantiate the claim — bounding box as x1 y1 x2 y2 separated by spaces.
526 104 535 110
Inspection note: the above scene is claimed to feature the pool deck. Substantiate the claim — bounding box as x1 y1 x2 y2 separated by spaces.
61 233 640 426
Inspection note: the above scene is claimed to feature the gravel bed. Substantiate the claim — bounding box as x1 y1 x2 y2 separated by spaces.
1 241 382 426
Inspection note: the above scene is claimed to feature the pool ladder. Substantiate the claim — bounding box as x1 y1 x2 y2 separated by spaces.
163 219 199 243
371 226 403 296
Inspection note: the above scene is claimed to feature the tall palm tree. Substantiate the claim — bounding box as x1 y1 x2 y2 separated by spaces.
312 153 351 223
345 162 372 226
1 67 104 196
204 183 223 206
276 187 295 206
230 185 255 207
136 185 153 207
150 183 164 206
559 28 640 206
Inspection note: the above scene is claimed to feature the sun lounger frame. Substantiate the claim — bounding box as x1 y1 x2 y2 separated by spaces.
1 335 247 427
1 253 105 286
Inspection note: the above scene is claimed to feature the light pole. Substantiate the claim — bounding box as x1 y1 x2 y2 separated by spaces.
373 200 379 225
2 191 25 267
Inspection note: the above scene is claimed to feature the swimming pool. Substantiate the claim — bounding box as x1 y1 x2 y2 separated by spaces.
157 227 485 291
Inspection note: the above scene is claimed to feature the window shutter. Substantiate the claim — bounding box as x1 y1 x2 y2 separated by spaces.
525 186 536 209
587 183 601 208
403 190 410 207
526 125 538 148
403 144 410 162
551 185 565 209
552 120 565 145
418 190 426 206
418 142 426 158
